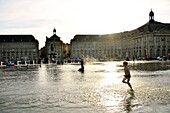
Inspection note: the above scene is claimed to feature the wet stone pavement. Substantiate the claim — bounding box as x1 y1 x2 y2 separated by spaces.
0 61 170 113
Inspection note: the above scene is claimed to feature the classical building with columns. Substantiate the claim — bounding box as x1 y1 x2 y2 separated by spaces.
45 28 63 63
0 35 39 64
70 34 121 60
121 10 170 59
70 10 170 60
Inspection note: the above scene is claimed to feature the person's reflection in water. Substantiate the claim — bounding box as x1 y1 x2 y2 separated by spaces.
123 90 135 113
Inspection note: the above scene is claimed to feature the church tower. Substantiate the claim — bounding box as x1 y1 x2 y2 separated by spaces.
149 9 154 22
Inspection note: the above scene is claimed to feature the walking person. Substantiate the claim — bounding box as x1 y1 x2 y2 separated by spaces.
122 61 133 90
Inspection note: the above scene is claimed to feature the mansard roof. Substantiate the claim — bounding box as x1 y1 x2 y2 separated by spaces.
50 34 61 41
46 34 62 42
71 10 170 41
71 20 170 42
0 35 38 43
72 35 100 41
128 21 170 37
71 34 120 42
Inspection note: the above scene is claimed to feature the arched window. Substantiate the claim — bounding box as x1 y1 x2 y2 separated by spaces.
168 49 170 53
51 44 54 51
162 49 166 56
144 50 146 56
157 49 160 56
150 49 152 57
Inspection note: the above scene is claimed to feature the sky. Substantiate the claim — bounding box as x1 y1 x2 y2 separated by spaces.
0 0 170 49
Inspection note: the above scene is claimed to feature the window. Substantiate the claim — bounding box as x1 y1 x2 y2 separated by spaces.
51 44 54 51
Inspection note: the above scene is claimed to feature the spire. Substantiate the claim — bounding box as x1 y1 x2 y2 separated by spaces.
149 9 154 22
53 27 56 35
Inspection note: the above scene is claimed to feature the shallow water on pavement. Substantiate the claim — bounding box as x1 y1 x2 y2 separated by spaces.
0 61 170 113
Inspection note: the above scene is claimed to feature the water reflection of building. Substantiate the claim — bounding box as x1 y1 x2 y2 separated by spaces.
45 28 64 63
70 10 170 60
0 35 39 63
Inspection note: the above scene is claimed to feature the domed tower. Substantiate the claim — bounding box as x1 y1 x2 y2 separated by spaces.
149 9 154 22
53 27 56 35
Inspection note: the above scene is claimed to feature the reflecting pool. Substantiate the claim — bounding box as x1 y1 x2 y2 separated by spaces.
0 61 170 113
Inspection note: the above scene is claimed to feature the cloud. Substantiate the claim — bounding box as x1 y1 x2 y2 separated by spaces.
1 0 170 48
0 19 46 29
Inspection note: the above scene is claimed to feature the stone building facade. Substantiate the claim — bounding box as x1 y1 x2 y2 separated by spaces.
70 10 170 60
45 28 63 63
63 43 70 59
70 34 121 60
0 35 39 64
121 10 170 59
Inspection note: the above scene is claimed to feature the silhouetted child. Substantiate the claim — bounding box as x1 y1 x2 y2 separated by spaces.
122 61 133 90
80 58 84 70
78 58 84 72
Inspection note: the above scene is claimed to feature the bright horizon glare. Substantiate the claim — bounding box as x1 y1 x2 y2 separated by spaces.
0 0 170 48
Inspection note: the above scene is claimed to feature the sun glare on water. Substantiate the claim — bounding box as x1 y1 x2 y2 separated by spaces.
92 62 125 110
98 62 123 86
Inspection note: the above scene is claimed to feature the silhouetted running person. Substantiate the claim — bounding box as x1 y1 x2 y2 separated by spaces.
122 61 133 90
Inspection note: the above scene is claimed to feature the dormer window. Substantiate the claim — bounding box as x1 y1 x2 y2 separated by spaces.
161 37 165 41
